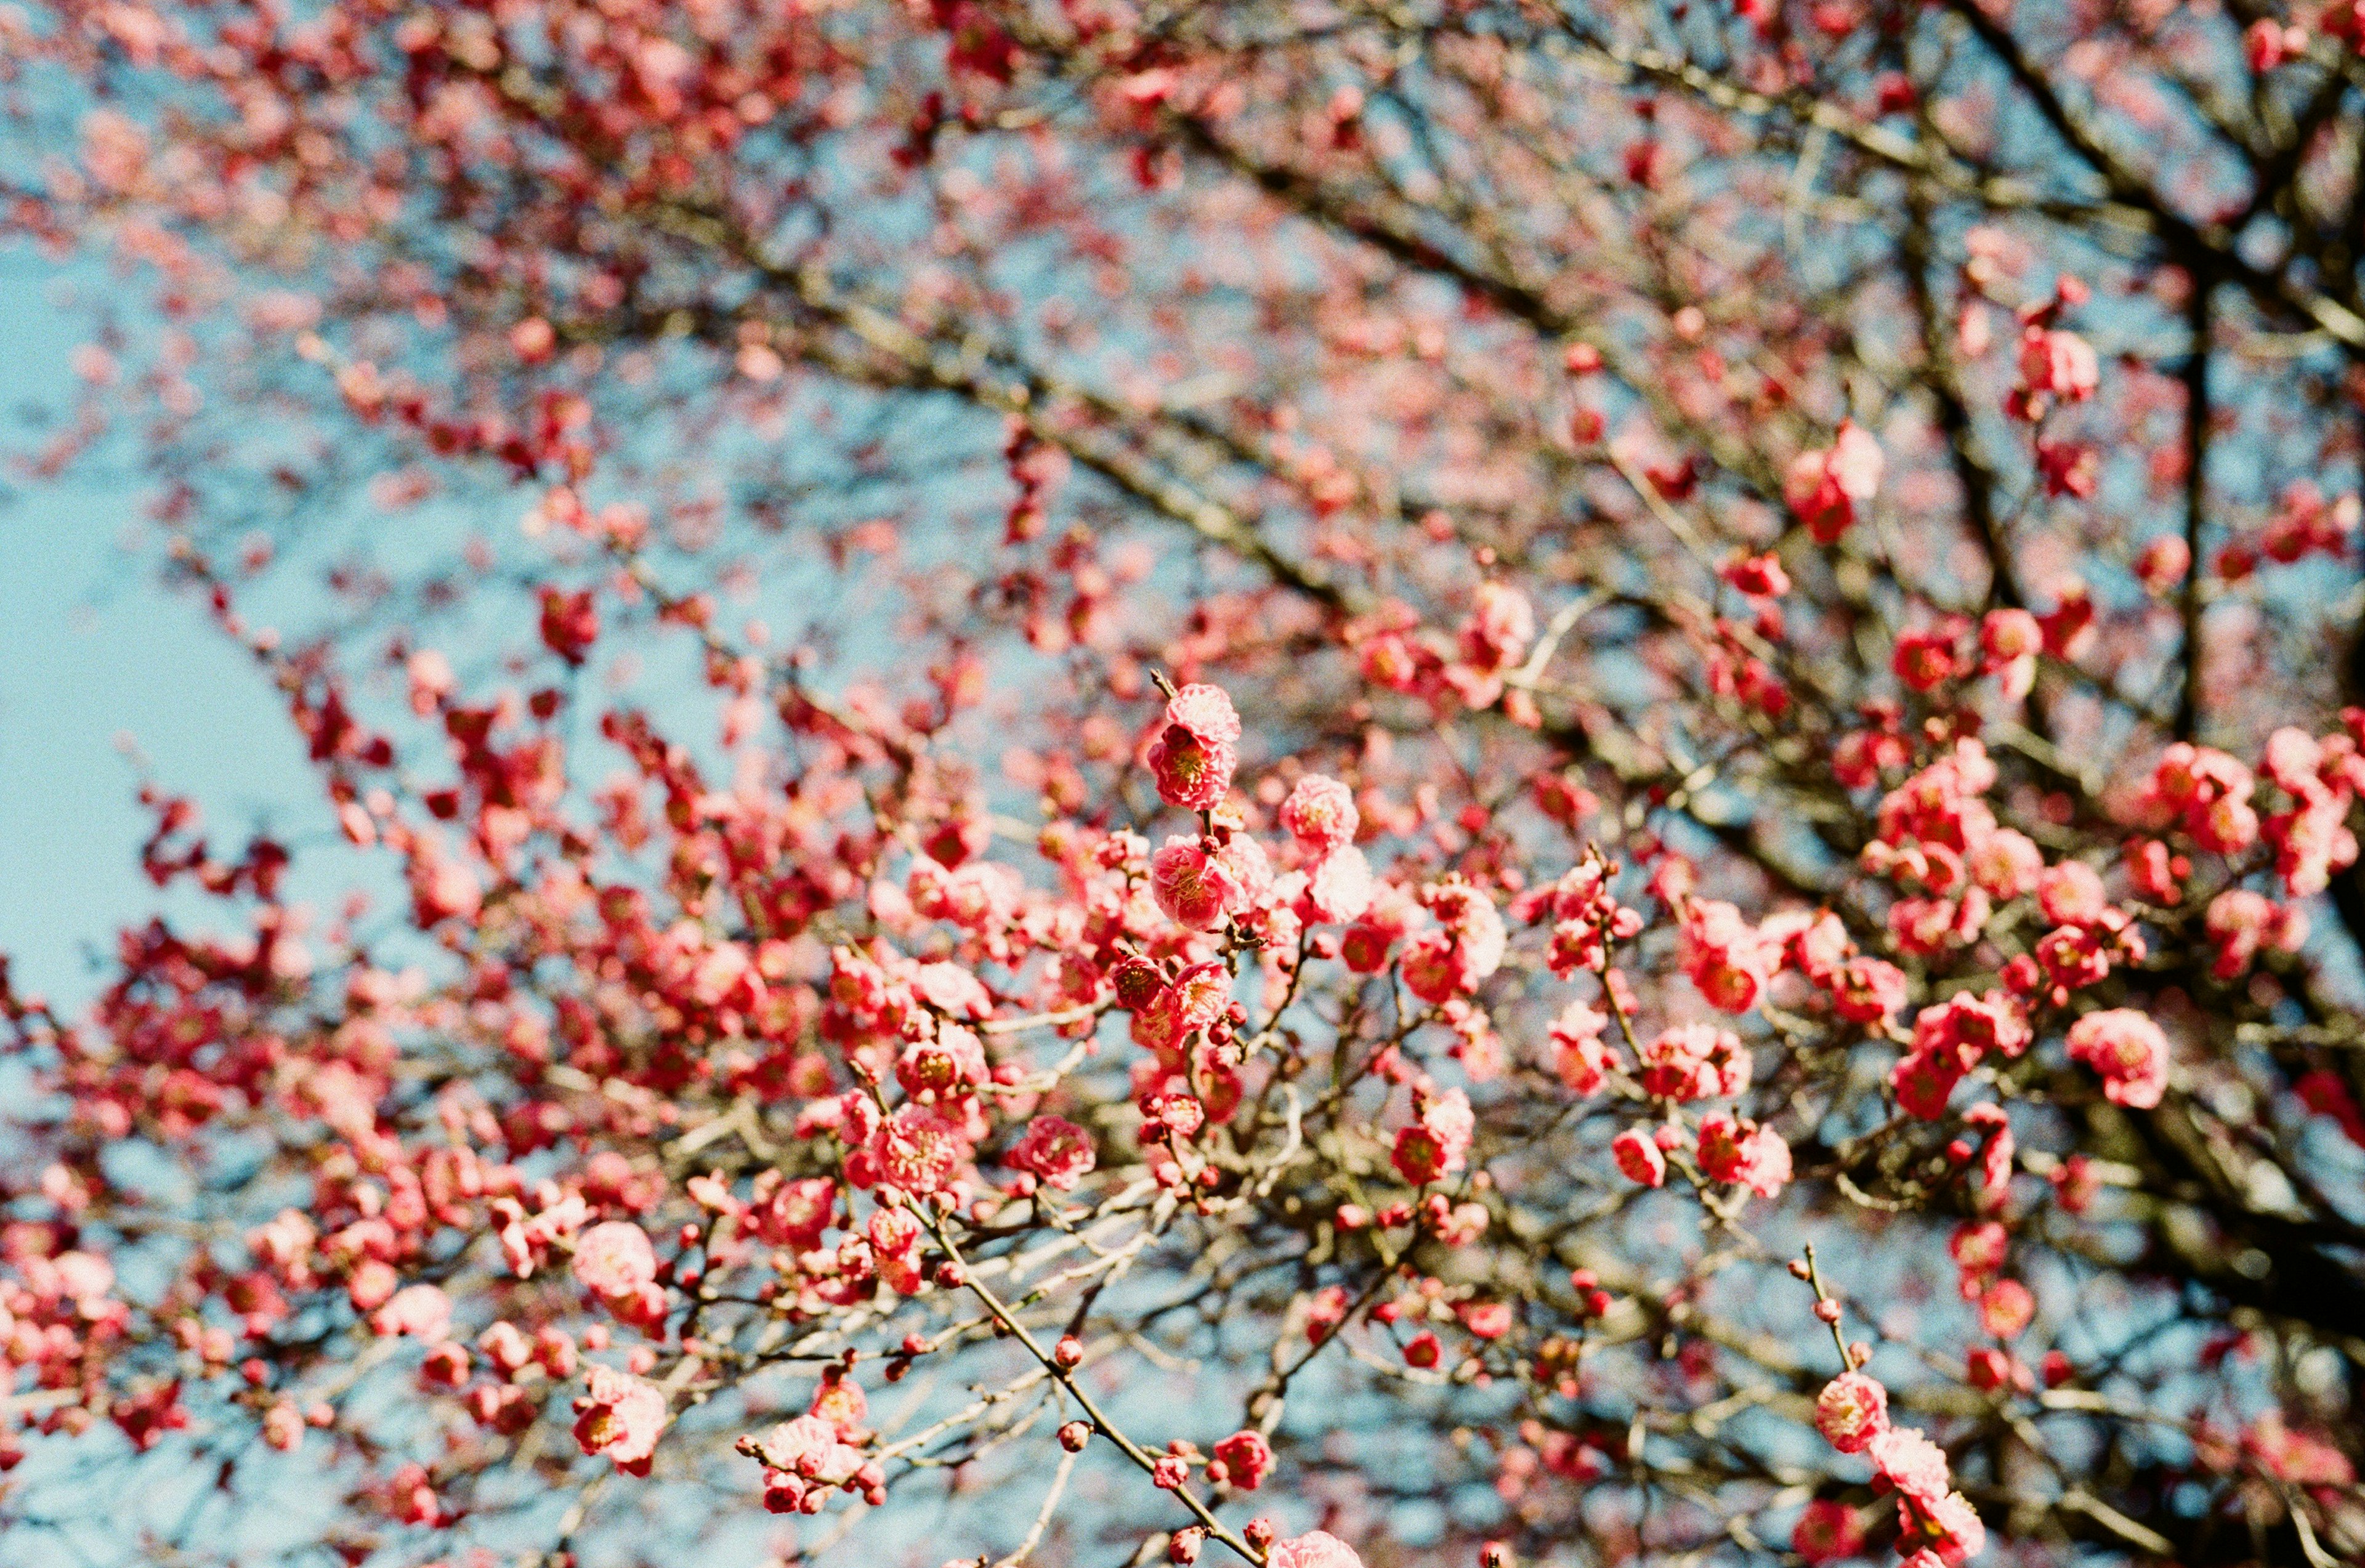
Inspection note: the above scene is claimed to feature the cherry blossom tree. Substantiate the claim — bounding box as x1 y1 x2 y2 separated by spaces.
4 1 2365 1567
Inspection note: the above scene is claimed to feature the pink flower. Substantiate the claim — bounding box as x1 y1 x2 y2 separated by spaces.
2035 861 2106 926
1550 1000 1620 1095
1912 990 2031 1069
1305 845 1375 923
810 1374 869 1440
1392 1088 1474 1185
895 1024 988 1100
1151 836 1239 929
1739 1123 1792 1198
1906 1490 1986 1566
1949 1220 2008 1280
1636 1022 1752 1102
2204 889 2288 979
1814 1373 1889 1454
1978 1279 2035 1339
1215 831 1274 905
573 1365 668 1475
2147 743 2257 853
748 1176 836 1250
1280 775 1359 852
2135 536 2191 594
2064 1009 2169 1109
1008 1115 1096 1191
1892 1047 1963 1120
867 1104 972 1194
1967 829 2043 900
1892 622 1964 692
1612 1128 1665 1187
1210 1428 1274 1489
2019 325 2098 402
761 1412 865 1492
1458 1299 1513 1338
1867 1425 1951 1506
1831 957 1909 1025
573 1223 658 1299
1696 1111 1792 1199
1269 1533 1365 1568
1458 581 1535 677
1792 1499 1867 1564
370 1283 451 1340
1146 685 1240 811
1165 960 1234 1031
1787 421 1883 542
1402 881 1508 1003
1679 899 1777 1013
1723 552 1791 598
1163 682 1242 746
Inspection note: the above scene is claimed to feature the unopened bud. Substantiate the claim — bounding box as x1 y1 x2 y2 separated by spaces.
1057 1420 1091 1452
1053 1335 1083 1369
1170 1527 1205 1565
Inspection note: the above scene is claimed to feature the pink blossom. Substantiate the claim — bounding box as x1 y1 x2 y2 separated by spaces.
1830 957 1909 1025
371 1283 452 1340
1679 899 1777 1012
2064 1009 2169 1109
2034 860 2106 926
1008 1115 1096 1191
2135 536 2191 594
573 1223 658 1299
1269 1532 1365 1568
573 1365 668 1475
1210 1429 1274 1489
1815 1373 1889 1454
1151 836 1239 929
895 1024 988 1100
1280 774 1359 852
1402 881 1507 1003
1636 1022 1752 1102
1549 1000 1620 1094
1905 1491 1987 1566
866 1104 972 1194
2018 325 2098 403
1867 1424 1952 1505
1612 1128 1666 1186
1392 1088 1474 1185
1723 552 1791 598
1787 421 1883 541
1305 845 1375 923
1792 1498 1867 1564
1978 1279 2036 1339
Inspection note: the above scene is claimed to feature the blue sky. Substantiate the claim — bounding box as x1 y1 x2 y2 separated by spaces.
0 261 325 1008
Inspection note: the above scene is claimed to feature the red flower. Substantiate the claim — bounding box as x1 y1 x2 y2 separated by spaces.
1210 1429 1274 1489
